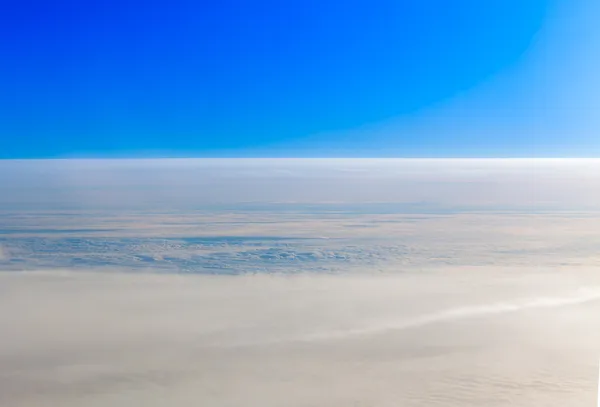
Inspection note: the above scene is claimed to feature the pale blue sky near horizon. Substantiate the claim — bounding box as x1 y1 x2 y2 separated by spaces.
2 0 600 158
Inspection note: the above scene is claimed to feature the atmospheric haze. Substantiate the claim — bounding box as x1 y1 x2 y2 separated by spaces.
2 158 600 406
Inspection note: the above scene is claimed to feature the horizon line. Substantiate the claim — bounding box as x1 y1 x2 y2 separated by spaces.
2 157 600 161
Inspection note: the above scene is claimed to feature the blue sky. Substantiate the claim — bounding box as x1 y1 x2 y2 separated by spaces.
1 0 599 158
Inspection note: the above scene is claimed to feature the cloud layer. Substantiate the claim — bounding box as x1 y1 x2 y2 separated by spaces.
2 159 600 406
3 158 600 210
2 270 600 407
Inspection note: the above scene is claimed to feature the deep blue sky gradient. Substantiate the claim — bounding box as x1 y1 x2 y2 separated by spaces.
3 0 589 158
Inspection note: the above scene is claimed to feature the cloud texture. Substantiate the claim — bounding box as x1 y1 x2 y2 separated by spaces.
2 159 600 406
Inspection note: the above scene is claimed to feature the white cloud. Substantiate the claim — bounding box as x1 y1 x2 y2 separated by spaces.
3 159 600 406
1 270 600 406
2 158 600 210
